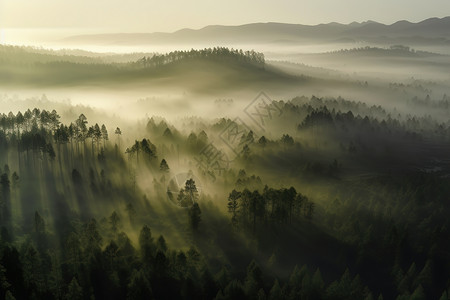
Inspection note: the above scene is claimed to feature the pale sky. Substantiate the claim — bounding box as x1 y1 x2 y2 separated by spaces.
1 0 450 32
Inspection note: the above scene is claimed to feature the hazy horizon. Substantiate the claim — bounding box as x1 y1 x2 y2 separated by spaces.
2 0 450 31
1 15 449 53
1 0 450 47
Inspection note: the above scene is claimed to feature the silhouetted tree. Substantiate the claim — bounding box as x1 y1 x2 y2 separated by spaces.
109 211 120 233
228 190 241 227
139 225 154 263
159 159 169 172
65 277 83 300
189 203 202 230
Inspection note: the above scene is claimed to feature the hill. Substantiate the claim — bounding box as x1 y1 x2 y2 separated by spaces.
0 46 298 91
63 17 450 46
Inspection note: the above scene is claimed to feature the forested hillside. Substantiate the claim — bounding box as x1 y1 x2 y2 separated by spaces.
0 46 286 91
0 91 449 299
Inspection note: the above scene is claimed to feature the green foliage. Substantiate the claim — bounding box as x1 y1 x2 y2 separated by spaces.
135 47 265 69
156 235 167 253
66 277 83 300
229 185 314 231
0 101 448 300
127 270 152 300
244 260 264 297
268 279 281 300
410 285 426 300
189 203 202 230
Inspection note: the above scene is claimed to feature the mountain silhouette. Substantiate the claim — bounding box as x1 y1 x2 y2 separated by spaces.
63 17 450 45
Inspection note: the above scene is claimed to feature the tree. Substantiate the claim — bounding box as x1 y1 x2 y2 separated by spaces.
414 260 432 292
127 270 153 300
439 290 449 300
244 260 263 297
309 268 325 299
49 109 60 131
159 159 170 172
187 132 197 151
104 241 119 270
281 134 294 146
140 139 156 161
280 187 296 224
219 280 246 300
83 219 102 251
268 280 281 300
175 251 188 277
109 211 120 232
289 265 309 292
304 200 315 220
15 112 24 136
1 227 11 243
242 144 251 160
101 124 108 147
45 143 55 160
257 289 266 300
239 190 266 232
398 262 416 294
4 290 15 300
21 243 44 295
200 269 218 299
184 179 199 205
114 127 122 149
156 235 167 253
177 189 190 208
1 246 24 299
87 126 95 152
410 285 426 300
0 173 10 224
153 250 168 276
139 225 154 262
162 128 173 139
23 109 32 131
258 136 267 149
246 131 255 144
54 124 69 148
117 232 135 260
198 130 208 146
0 263 11 298
125 202 137 225
65 233 82 273
189 203 202 230
93 124 102 150
66 277 83 300
294 194 306 218
75 114 88 151
227 190 241 227
34 211 45 234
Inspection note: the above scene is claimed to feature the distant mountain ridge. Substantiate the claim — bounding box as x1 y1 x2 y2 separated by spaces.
63 17 450 45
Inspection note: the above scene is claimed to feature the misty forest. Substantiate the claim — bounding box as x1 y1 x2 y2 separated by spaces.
0 15 450 300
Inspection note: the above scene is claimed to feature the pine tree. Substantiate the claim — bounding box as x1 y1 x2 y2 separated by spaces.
159 159 170 172
109 211 120 232
139 225 154 262
66 277 83 300
189 203 202 230
269 280 281 300
156 235 167 252
127 270 152 300
227 190 241 227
